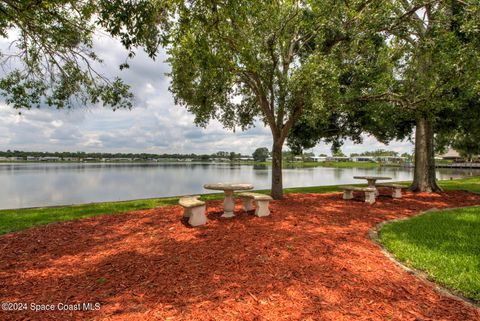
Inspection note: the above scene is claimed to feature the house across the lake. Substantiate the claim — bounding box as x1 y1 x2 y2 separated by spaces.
438 148 479 162
39 157 61 161
439 148 462 161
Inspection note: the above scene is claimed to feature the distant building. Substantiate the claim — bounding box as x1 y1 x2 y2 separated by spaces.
439 148 462 161
351 156 375 162
40 157 60 161
375 156 406 163
26 156 39 161
350 155 406 163
311 156 327 162
213 158 229 162
327 156 351 162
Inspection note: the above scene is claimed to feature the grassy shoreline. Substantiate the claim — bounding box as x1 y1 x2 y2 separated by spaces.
0 176 479 235
0 160 384 168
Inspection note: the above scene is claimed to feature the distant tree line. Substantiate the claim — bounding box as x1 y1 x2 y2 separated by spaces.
252 147 412 162
350 149 399 157
0 150 250 161
0 147 414 162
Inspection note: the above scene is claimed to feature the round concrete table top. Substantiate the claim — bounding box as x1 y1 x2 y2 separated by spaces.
353 176 392 180
203 183 254 191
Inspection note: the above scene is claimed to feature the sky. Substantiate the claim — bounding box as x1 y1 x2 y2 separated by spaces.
0 32 415 156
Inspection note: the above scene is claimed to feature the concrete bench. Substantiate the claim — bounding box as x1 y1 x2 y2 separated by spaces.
237 192 273 217
179 196 207 226
341 186 376 204
376 184 403 198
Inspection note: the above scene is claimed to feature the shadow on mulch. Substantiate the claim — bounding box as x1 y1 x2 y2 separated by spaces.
0 190 479 321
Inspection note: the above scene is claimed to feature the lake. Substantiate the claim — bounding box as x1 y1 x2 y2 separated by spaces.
1 162 479 210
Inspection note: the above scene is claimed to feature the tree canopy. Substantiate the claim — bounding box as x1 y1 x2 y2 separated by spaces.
0 0 165 110
252 147 270 162
351 149 399 157
163 0 394 198
287 0 480 192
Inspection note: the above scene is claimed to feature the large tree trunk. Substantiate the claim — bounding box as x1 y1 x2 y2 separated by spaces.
271 140 284 199
410 116 443 192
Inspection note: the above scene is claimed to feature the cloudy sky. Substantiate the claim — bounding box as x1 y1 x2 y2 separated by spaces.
0 32 414 156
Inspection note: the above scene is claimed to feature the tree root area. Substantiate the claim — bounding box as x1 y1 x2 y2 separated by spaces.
1 190 479 320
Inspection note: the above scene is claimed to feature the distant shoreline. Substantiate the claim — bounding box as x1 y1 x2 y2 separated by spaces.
0 160 385 168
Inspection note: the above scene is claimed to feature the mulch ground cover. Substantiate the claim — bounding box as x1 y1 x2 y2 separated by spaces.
1 190 479 321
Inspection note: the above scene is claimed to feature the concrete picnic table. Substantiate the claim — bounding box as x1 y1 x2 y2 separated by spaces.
353 176 392 196
203 183 254 218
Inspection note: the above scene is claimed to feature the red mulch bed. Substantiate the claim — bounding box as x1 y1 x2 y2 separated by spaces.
1 190 480 321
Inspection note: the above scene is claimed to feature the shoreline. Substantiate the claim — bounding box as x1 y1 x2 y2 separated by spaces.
0 160 385 168
1 176 479 235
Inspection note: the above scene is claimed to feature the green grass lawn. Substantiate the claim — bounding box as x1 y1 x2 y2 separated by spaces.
379 206 480 302
0 184 346 235
439 176 480 193
0 197 179 235
0 176 479 235
383 176 480 194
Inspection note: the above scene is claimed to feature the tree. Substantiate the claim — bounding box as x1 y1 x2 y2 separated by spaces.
214 151 229 158
401 152 413 161
164 0 384 199
353 149 399 157
0 0 164 110
286 3 396 162
332 148 346 158
288 0 480 192
302 151 315 161
452 135 480 162
360 1 480 192
229 152 239 162
437 98 480 161
252 148 269 162
282 150 295 163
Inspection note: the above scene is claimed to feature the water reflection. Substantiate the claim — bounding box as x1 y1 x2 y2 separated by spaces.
0 162 478 209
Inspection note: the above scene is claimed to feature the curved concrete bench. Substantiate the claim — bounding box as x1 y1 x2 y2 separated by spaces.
341 186 376 204
376 183 403 198
179 196 207 226
237 192 273 217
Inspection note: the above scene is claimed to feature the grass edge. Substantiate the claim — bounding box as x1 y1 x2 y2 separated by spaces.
370 206 480 307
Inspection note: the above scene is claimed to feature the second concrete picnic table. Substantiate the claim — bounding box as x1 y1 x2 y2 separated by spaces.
203 183 254 218
353 176 392 195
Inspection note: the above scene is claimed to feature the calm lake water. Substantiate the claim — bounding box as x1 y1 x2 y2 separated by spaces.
1 162 479 210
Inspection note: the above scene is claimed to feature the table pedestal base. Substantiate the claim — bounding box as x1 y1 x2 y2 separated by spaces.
221 190 235 218
367 179 380 196
221 211 235 218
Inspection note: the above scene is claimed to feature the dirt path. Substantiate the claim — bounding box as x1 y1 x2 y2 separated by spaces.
0 190 479 320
